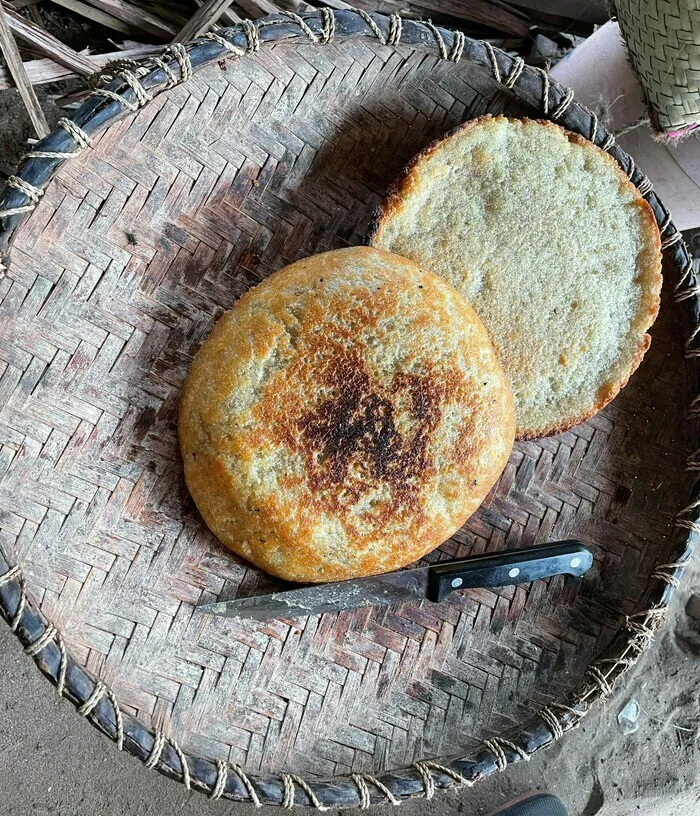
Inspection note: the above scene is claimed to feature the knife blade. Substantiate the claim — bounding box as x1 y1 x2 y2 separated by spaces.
197 540 593 621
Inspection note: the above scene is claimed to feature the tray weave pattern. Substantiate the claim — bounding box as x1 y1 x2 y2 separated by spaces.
614 0 700 136
0 10 698 809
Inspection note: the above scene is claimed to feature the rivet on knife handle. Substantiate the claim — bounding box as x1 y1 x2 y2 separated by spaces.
425 540 593 603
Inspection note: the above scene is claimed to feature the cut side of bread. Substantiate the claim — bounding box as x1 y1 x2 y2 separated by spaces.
369 116 662 439
179 247 515 583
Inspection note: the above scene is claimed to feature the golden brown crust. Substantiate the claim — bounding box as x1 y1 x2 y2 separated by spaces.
368 115 663 439
179 247 515 583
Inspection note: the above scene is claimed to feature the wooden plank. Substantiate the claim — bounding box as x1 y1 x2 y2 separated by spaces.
174 0 236 43
0 4 48 137
417 0 530 36
0 45 160 91
191 0 241 27
48 0 135 35
338 0 530 37
233 0 284 18
79 0 177 40
2 4 95 76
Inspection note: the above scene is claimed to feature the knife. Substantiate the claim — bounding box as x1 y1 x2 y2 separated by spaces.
197 540 593 621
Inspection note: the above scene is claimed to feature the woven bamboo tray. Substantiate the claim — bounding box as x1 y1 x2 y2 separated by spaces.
0 9 697 809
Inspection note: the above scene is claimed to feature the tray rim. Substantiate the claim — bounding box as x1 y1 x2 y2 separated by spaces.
0 8 697 809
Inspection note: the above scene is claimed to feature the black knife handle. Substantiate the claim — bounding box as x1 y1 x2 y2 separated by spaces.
425 540 593 603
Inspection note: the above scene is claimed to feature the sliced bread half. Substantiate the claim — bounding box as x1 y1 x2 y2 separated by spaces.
369 115 662 438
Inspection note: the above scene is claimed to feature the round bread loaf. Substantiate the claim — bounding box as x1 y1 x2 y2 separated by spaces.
179 247 515 583
369 116 662 439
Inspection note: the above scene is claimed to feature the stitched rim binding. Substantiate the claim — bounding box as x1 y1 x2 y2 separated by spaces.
0 9 697 809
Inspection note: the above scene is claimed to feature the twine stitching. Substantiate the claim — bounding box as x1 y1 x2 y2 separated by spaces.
119 70 151 105
539 67 550 115
145 730 165 769
658 212 672 234
0 204 35 218
424 19 447 61
413 760 469 798
549 701 585 727
281 773 328 810
58 117 91 148
21 115 91 162
23 148 80 159
651 560 691 588
164 43 192 80
597 654 637 670
78 680 106 716
413 761 436 799
675 286 700 303
320 7 335 43
550 87 574 120
601 132 616 151
482 738 507 771
637 175 653 196
676 259 694 289
151 55 179 87
688 394 700 419
7 176 43 202
168 737 189 789
55 630 67 696
586 664 614 697
626 155 635 180
685 323 700 348
675 518 700 533
352 773 400 807
539 706 564 739
202 32 245 57
352 774 372 809
280 11 318 43
677 497 700 515
92 84 139 112
387 14 402 46
625 608 666 648
355 9 384 44
504 56 524 89
684 325 700 362
231 761 262 808
282 774 295 808
420 760 471 786
482 40 501 83
25 623 57 656
489 736 530 762
106 686 124 751
661 231 683 250
210 758 228 800
590 111 598 142
241 19 259 53
449 30 465 63
0 563 21 587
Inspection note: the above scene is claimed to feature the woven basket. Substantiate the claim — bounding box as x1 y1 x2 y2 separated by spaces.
613 0 700 137
0 9 697 809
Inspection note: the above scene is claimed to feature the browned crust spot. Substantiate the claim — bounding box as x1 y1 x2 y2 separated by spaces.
179 247 516 582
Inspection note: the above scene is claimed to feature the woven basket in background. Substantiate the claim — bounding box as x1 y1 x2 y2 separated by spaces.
614 0 700 137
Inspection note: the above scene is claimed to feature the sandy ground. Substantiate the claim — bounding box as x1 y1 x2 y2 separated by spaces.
0 89 699 816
